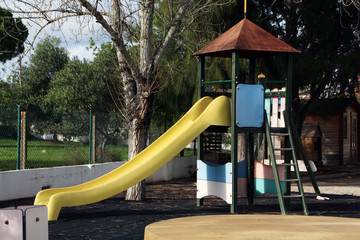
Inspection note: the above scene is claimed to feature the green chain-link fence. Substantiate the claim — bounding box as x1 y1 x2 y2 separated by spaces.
0 106 18 170
0 106 128 171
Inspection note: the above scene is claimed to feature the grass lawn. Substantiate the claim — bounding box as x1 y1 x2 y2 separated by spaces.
0 139 195 171
0 139 128 171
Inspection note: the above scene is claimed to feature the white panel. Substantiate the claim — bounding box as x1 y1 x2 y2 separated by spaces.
271 96 279 127
280 96 286 127
0 209 23 240
197 179 232 204
271 92 280 159
24 206 48 240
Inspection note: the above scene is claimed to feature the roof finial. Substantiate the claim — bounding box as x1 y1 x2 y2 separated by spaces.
244 0 247 19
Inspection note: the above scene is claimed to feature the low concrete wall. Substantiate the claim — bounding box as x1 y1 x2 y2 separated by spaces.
0 156 196 201
146 156 196 182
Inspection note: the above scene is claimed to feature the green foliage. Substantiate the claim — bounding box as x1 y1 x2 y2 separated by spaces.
151 0 242 131
0 7 28 63
0 81 12 105
46 43 116 112
46 59 98 111
20 37 69 107
253 1 359 95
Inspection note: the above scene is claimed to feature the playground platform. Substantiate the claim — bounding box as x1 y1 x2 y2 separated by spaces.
1 165 360 239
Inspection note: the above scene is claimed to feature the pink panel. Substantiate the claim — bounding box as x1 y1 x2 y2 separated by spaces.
254 160 284 180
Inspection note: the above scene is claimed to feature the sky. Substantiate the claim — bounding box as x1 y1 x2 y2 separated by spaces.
1 1 111 80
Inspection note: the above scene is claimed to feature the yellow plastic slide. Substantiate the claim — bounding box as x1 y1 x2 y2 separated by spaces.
34 96 231 220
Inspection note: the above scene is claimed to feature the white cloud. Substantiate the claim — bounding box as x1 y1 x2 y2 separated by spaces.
67 43 95 61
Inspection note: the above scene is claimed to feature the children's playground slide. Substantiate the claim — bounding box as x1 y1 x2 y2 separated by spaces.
34 96 231 221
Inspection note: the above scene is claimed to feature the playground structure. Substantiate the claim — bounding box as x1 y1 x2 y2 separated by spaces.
193 18 320 215
29 19 322 222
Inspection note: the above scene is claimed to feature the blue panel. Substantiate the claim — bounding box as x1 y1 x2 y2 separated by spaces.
197 160 248 183
236 84 264 128
237 160 248 178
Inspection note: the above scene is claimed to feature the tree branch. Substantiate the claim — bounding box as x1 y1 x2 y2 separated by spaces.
79 0 141 81
152 0 191 74
139 0 154 81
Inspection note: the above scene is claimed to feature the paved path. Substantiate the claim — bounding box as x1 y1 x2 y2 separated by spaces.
298 169 360 196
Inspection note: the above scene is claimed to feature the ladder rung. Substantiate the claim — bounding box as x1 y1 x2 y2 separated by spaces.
283 194 303 198
271 133 289 136
283 178 299 182
274 148 292 151
278 163 295 166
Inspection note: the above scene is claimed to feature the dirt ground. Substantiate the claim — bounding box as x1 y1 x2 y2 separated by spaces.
1 166 360 240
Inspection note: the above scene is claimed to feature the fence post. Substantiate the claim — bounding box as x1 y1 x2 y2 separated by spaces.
89 111 96 164
16 106 21 170
20 111 27 169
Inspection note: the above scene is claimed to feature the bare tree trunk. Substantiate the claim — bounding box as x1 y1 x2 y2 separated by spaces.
91 0 191 201
238 133 247 162
124 90 154 201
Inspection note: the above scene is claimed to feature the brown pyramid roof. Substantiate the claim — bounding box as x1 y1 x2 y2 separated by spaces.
193 19 300 58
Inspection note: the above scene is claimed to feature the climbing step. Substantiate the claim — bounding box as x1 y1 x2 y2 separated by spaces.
265 111 308 215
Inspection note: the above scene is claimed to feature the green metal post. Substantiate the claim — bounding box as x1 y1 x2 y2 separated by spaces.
231 51 239 213
284 113 309 215
289 113 321 195
285 54 293 116
285 53 320 196
89 110 93 164
197 56 205 206
247 58 255 205
16 105 21 170
198 56 205 99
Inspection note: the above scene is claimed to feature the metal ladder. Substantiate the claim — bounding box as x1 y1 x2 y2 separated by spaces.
264 111 308 215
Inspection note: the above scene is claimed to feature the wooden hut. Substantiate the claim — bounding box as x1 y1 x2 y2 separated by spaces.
301 123 322 167
302 97 360 166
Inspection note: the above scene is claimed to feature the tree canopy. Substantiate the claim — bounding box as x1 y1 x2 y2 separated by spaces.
0 7 28 63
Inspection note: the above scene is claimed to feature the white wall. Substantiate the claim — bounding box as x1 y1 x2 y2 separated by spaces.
0 156 196 201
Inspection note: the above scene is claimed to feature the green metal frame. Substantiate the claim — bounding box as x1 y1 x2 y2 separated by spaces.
264 112 286 214
288 112 321 195
247 58 255 205
16 105 21 170
196 56 205 207
89 110 94 164
284 112 309 215
230 51 239 213
202 80 232 84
